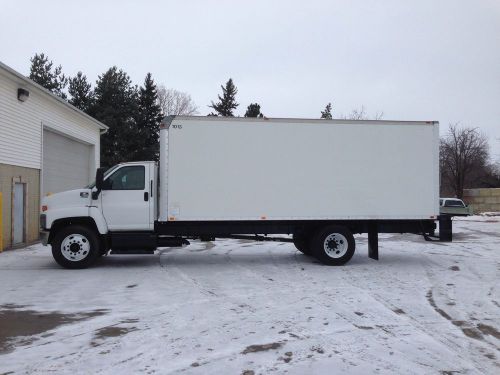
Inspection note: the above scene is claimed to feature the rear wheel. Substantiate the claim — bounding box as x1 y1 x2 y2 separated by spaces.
51 225 100 269
310 225 355 265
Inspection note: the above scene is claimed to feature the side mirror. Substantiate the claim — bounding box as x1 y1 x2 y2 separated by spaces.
92 167 106 200
95 168 105 190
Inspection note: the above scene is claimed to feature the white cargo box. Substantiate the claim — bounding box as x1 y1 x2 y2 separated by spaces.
159 117 439 222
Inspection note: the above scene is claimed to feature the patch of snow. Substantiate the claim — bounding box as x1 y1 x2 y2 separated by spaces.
454 215 499 222
0 219 499 374
480 212 500 217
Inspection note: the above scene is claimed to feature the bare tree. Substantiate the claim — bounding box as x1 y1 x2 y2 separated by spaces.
157 85 198 116
347 105 368 120
440 124 489 198
479 162 500 188
373 110 384 120
341 105 384 120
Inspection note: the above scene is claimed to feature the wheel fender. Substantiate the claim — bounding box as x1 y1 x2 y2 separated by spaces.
45 207 90 229
89 206 108 234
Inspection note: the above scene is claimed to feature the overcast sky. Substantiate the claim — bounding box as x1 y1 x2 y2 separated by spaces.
1 0 499 159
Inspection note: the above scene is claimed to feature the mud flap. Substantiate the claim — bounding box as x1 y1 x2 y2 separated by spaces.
439 216 453 242
368 222 379 260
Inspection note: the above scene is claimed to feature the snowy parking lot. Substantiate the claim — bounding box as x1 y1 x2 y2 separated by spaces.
0 217 499 374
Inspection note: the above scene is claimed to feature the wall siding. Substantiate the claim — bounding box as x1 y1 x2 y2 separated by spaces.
0 69 101 170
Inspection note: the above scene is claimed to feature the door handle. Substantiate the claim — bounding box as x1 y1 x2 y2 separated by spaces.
144 192 149 201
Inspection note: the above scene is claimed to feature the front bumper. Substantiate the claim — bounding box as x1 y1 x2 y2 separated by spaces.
40 230 49 246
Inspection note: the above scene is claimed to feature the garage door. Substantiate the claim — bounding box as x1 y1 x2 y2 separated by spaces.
43 130 92 195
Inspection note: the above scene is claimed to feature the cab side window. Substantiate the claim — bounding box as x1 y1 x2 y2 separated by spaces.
104 166 145 190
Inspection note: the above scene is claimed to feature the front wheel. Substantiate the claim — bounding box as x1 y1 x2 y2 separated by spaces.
51 225 100 269
310 225 355 266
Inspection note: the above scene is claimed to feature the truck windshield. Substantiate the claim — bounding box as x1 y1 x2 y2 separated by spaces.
85 165 120 189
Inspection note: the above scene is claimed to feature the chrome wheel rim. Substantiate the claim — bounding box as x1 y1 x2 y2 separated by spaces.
61 234 90 262
323 233 348 258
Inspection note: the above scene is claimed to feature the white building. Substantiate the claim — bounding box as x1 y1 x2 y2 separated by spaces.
0 61 107 250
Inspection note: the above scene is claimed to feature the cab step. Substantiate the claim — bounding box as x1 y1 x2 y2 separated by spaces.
110 232 189 250
110 249 156 255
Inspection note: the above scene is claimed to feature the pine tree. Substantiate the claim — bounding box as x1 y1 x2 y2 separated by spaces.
208 78 239 116
68 72 93 112
89 67 139 167
29 53 68 99
135 73 163 161
321 103 333 119
244 103 263 118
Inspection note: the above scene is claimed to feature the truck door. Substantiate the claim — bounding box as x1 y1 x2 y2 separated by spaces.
100 163 152 230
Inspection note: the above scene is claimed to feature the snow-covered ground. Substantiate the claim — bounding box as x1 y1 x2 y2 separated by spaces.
0 217 499 374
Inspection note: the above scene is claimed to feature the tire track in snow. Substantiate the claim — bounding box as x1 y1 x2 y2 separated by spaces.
420 251 499 373
324 246 488 373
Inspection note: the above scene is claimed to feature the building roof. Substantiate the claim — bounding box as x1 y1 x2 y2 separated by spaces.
0 60 108 132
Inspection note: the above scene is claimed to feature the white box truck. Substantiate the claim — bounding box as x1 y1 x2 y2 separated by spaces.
40 116 447 269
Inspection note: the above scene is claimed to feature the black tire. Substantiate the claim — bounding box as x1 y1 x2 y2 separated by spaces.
293 231 313 256
310 225 355 266
51 225 101 269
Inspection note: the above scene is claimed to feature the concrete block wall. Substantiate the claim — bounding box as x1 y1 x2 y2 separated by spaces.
463 188 500 214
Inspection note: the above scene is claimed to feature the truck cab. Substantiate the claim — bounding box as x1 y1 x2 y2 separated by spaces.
40 161 158 268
